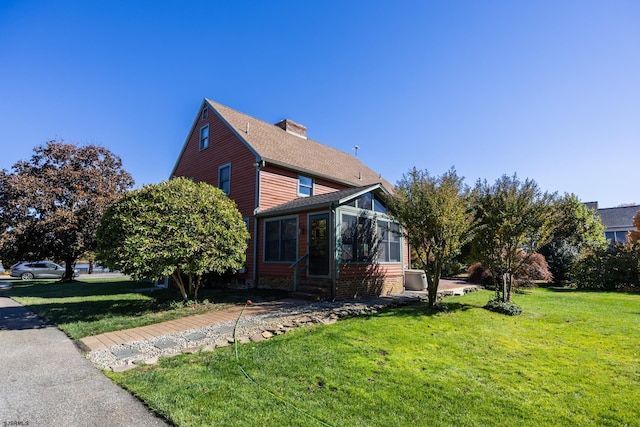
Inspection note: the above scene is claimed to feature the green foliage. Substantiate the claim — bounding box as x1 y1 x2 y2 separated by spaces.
96 178 249 300
386 167 474 306
484 299 523 316
471 174 556 303
539 194 607 282
570 243 640 290
0 140 133 278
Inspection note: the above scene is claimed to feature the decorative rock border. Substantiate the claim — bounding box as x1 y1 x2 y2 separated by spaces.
89 287 481 372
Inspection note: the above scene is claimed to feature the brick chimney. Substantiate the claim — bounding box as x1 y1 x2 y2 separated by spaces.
275 119 307 139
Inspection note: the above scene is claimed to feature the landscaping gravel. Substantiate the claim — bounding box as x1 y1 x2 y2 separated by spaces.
86 295 424 371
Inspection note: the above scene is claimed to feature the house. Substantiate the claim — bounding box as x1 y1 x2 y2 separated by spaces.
590 202 640 244
171 99 409 299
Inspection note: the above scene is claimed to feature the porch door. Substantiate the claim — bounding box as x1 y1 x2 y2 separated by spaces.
309 213 330 276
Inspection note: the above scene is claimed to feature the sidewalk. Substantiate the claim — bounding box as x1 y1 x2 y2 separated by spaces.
0 296 168 426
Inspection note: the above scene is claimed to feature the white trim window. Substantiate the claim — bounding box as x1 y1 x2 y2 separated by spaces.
199 125 209 150
298 175 313 197
201 107 208 120
218 163 231 195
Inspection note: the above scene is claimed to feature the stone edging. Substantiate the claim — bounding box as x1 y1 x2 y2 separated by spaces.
87 287 481 372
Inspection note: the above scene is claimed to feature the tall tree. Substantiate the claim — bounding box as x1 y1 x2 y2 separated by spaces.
628 210 640 244
386 168 474 307
539 194 606 282
0 140 133 279
472 174 555 303
96 178 250 300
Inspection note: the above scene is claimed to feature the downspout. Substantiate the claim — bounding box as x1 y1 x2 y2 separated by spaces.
252 158 263 288
330 203 337 300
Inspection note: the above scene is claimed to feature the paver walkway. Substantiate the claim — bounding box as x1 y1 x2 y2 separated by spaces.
80 299 304 352
80 279 479 353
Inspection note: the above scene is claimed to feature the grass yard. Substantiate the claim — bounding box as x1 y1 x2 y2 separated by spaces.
108 288 639 427
6 278 285 339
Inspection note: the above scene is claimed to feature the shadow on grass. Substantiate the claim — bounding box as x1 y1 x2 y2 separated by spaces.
5 279 150 299
6 281 293 330
5 280 290 303
544 286 640 295
365 300 479 320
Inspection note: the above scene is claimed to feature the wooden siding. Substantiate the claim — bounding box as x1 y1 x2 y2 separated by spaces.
173 108 257 282
258 166 348 211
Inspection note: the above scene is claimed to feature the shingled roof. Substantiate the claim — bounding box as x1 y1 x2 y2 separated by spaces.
257 184 386 217
597 205 640 230
203 99 393 191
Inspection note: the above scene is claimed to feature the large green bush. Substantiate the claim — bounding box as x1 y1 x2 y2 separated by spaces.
570 243 640 290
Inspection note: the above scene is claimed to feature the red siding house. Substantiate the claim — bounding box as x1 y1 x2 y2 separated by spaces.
172 99 409 299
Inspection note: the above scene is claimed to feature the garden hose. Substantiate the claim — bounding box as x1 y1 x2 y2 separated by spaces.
233 301 334 427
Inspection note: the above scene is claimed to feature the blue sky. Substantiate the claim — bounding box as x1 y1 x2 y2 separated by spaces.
1 1 638 208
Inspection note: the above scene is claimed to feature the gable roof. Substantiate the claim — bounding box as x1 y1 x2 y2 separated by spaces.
257 184 387 217
172 99 393 191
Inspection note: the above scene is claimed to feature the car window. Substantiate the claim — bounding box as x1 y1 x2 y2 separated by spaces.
45 263 58 269
34 263 47 268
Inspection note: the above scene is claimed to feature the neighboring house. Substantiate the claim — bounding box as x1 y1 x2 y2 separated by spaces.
590 202 640 244
171 99 408 299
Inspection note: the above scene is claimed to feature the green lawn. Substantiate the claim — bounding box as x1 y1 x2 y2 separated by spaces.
107 288 639 427
6 278 285 339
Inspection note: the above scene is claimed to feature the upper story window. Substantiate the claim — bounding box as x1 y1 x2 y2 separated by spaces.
200 125 209 150
218 163 231 195
298 175 313 197
201 107 208 120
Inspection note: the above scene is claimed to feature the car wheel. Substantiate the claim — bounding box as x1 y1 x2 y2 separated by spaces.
21 272 34 280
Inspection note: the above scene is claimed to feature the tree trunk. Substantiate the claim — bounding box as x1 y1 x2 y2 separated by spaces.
425 262 441 307
172 271 189 301
502 273 508 303
63 257 75 281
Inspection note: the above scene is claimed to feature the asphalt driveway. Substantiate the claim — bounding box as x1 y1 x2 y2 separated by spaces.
0 296 168 426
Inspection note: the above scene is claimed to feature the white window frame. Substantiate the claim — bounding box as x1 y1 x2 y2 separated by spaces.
298 175 313 197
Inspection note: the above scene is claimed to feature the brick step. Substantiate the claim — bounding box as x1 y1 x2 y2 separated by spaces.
292 291 325 301
294 283 331 300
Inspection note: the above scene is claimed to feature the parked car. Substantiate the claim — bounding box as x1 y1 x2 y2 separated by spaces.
10 261 79 280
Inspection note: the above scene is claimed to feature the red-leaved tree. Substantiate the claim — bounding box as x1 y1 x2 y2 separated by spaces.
0 140 133 280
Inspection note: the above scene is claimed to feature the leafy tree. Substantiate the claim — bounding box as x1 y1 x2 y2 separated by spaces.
539 194 606 282
0 140 133 279
96 177 250 300
386 168 474 307
472 174 555 303
467 251 553 288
